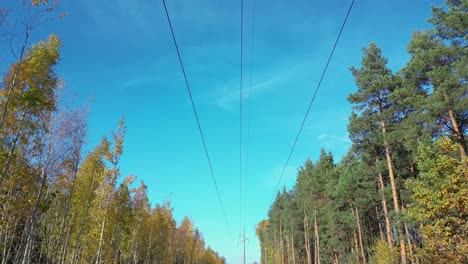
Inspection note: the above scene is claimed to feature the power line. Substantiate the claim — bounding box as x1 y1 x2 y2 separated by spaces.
267 0 355 213
241 1 256 262
244 0 256 232
161 0 231 234
239 0 244 237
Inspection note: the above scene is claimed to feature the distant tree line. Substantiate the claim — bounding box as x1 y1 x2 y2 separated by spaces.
257 1 467 263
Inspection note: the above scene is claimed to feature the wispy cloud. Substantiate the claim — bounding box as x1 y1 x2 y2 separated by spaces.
317 133 351 150
85 0 154 35
197 63 302 111
119 76 158 91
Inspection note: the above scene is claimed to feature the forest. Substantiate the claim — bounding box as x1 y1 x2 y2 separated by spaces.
0 1 225 264
257 1 467 264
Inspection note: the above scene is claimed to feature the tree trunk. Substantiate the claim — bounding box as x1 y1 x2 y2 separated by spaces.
303 204 312 264
96 196 110 264
380 118 407 264
291 229 296 264
133 218 142 264
19 132 54 264
332 249 339 264
1 111 27 184
72 171 97 264
375 206 384 240
1 217 16 264
59 157 81 264
404 221 415 264
0 28 30 131
355 207 367 264
353 229 360 264
143 224 153 264
60 216 73 264
97 167 120 264
377 165 393 248
274 232 278 264
314 208 320 264
448 108 466 158
409 162 416 178
1 192 17 264
279 218 284 264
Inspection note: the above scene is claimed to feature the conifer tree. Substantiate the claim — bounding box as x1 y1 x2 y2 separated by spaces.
348 43 408 264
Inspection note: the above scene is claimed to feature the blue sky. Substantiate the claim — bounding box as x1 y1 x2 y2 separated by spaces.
2 0 444 262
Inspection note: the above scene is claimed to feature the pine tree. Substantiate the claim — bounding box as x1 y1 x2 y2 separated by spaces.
404 0 467 157
348 43 408 264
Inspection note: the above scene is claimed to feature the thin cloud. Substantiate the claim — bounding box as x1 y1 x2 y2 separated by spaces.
86 0 153 35
120 76 158 91
317 133 351 150
198 64 302 111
